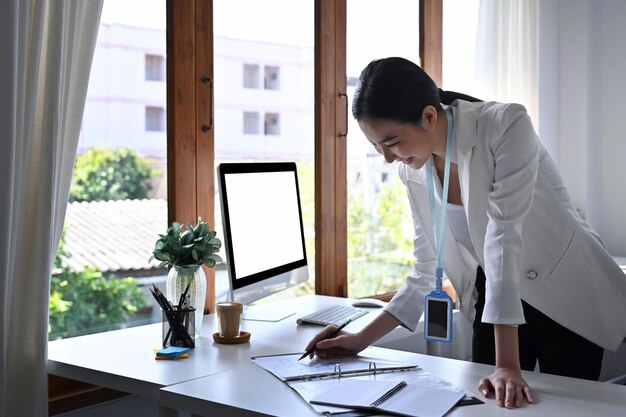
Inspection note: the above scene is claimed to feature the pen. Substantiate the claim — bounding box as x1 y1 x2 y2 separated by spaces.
297 319 352 361
178 282 191 309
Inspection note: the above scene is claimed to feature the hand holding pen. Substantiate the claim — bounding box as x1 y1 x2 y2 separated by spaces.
298 319 353 361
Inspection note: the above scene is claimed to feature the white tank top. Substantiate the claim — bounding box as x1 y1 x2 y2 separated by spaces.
433 168 481 265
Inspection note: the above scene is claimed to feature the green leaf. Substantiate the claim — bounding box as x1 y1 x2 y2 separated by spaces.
181 230 193 245
149 219 222 269
209 254 223 263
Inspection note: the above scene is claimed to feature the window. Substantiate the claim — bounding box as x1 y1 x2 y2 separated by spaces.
214 0 314 304
264 112 280 135
243 63 260 88
243 111 260 134
345 0 420 299
145 54 165 81
264 65 280 90
145 106 166 131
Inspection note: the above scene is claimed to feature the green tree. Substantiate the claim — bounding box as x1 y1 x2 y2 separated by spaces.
290 161 315 296
347 186 375 258
70 147 154 202
375 179 413 265
347 178 413 298
49 228 147 340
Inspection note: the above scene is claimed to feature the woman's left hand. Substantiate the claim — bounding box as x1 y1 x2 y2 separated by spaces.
478 367 534 408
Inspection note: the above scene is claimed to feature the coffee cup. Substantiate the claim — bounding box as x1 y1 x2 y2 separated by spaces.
216 301 243 338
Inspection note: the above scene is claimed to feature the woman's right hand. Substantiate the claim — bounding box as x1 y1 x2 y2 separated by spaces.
302 310 401 360
302 325 367 360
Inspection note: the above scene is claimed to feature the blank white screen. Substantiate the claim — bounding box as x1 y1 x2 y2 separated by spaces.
224 171 304 279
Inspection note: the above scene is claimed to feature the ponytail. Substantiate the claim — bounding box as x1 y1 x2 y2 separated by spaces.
438 88 483 105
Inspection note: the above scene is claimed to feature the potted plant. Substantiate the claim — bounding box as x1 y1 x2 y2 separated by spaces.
150 218 222 336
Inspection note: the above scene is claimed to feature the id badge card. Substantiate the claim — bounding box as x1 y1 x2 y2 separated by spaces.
424 290 453 343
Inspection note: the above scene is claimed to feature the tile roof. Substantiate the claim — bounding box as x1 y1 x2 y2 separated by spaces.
62 199 168 277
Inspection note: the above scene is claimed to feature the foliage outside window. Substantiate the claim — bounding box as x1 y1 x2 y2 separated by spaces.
347 178 413 298
69 147 155 202
49 229 147 340
50 147 159 339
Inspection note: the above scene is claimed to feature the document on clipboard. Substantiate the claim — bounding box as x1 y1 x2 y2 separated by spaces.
251 347 419 382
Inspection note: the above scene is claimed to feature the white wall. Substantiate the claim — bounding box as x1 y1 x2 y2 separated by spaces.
539 0 626 256
538 0 626 381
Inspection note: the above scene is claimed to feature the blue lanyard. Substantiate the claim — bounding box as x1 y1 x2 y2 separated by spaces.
425 108 454 294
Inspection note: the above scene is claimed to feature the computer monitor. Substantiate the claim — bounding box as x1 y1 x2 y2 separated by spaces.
217 162 309 320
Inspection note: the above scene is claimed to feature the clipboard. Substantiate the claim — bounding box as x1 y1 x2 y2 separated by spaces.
251 350 419 382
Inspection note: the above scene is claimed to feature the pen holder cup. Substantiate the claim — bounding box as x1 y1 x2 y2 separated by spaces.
162 308 196 349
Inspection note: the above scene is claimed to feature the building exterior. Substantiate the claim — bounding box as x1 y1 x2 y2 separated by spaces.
79 24 168 157
80 24 316 161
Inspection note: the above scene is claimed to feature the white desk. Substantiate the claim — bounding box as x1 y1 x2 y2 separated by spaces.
160 350 626 417
48 295 626 417
47 295 384 416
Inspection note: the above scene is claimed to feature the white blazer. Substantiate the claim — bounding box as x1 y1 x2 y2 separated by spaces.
384 100 626 351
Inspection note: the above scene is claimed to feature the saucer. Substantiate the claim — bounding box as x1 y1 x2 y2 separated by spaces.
212 331 251 344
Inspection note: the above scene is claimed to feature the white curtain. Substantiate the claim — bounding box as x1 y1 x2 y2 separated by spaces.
475 0 539 125
0 1 102 416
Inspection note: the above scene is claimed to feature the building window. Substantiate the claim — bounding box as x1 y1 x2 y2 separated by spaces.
145 54 165 81
145 106 166 131
243 64 260 89
264 66 280 90
243 111 260 134
264 112 280 135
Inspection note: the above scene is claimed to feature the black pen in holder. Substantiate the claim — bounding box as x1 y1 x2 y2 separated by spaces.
162 307 196 348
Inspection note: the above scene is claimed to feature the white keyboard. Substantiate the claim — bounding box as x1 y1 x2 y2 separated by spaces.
296 305 368 326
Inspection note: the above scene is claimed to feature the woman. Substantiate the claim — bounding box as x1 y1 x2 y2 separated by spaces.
304 57 626 409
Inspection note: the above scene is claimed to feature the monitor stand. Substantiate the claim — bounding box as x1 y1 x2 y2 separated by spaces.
242 303 296 322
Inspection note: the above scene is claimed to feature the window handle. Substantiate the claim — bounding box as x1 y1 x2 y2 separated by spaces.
201 75 213 132
338 92 348 138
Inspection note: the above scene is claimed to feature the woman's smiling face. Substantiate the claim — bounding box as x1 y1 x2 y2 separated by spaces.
357 106 442 170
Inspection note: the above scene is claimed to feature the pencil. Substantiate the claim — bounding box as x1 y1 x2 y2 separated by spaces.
297 319 352 361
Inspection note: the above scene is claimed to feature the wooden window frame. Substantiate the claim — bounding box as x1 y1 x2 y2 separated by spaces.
315 0 348 297
167 0 216 312
48 0 442 412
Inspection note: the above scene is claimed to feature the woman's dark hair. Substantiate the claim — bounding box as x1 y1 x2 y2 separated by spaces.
352 57 481 124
